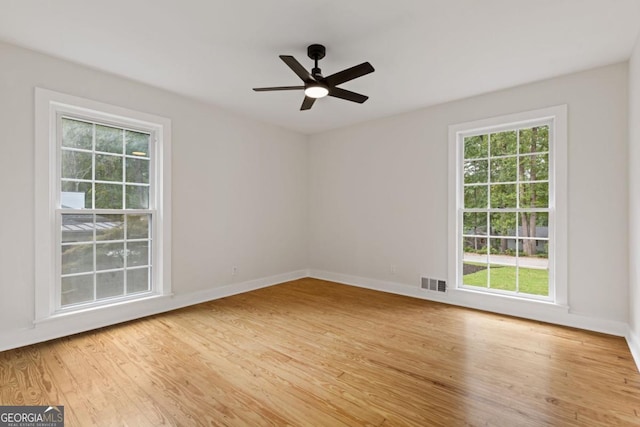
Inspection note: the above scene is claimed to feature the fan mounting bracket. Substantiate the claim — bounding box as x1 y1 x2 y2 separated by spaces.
307 44 326 61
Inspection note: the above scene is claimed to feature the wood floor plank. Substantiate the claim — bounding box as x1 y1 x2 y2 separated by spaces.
107 319 284 426
169 303 375 425
1 278 639 426
0 346 61 406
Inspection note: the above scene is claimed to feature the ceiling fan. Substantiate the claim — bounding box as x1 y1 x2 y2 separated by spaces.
253 44 375 111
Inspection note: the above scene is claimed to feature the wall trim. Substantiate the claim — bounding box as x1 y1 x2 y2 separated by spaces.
627 328 640 372
0 270 308 352
4 268 638 373
308 269 629 337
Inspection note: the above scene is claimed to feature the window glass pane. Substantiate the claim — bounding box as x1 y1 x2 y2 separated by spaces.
518 212 548 239
490 157 517 183
490 131 517 157
61 188 91 210
61 274 94 306
61 182 92 209
488 264 516 292
95 124 123 154
516 241 549 296
62 244 94 275
95 154 123 182
519 153 548 181
519 126 549 154
490 237 515 256
463 135 487 159
463 261 488 288
518 266 548 296
125 185 149 209
61 150 92 180
463 212 487 235
464 159 488 184
489 212 517 238
62 214 93 243
127 214 150 239
463 236 488 288
463 234 488 256
519 182 548 208
95 183 123 209
464 186 487 208
62 118 92 150
518 238 549 259
127 268 150 294
126 157 149 184
535 212 549 229
96 270 124 299
126 130 150 156
536 239 549 258
96 242 124 271
96 214 124 241
490 184 517 208
127 241 149 267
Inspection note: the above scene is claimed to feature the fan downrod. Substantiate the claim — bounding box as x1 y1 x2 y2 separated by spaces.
307 44 325 77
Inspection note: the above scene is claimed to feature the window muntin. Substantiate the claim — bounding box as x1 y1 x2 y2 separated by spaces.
460 122 552 300
58 117 154 309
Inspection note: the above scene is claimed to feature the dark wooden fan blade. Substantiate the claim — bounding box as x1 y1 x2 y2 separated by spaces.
253 86 304 91
325 62 374 87
300 96 316 110
280 55 313 83
328 87 369 103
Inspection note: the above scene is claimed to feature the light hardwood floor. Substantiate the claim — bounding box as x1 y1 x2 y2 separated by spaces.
1 278 639 426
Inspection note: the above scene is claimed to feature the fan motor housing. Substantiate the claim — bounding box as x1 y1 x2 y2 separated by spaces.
307 44 326 60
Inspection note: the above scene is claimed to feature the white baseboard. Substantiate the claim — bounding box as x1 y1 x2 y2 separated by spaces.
4 268 638 373
627 328 640 372
0 270 308 352
308 269 629 337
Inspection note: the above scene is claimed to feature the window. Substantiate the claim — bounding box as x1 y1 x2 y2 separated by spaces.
60 118 154 307
35 89 171 320
449 106 567 304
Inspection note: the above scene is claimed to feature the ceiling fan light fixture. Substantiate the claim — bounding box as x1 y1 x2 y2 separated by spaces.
304 84 329 98
253 44 374 110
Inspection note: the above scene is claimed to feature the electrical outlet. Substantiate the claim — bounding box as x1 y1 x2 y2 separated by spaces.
390 264 397 274
232 266 238 276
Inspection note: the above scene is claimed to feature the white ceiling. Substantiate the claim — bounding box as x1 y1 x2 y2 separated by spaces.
1 0 639 134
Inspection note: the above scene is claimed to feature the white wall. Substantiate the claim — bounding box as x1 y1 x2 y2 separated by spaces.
628 35 640 364
0 38 635 354
0 41 308 348
309 63 629 333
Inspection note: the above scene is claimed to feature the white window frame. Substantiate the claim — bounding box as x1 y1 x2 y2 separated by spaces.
448 105 567 307
35 88 172 322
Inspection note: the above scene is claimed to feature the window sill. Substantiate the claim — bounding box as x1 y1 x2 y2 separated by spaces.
33 292 174 326
441 287 570 320
456 285 557 305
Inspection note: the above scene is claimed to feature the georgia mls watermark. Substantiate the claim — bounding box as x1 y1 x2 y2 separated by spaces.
0 406 64 427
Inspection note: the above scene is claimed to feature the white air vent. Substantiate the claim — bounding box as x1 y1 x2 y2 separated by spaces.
421 277 446 293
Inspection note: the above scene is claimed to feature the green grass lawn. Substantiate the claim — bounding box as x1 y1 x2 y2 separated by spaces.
463 263 548 296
